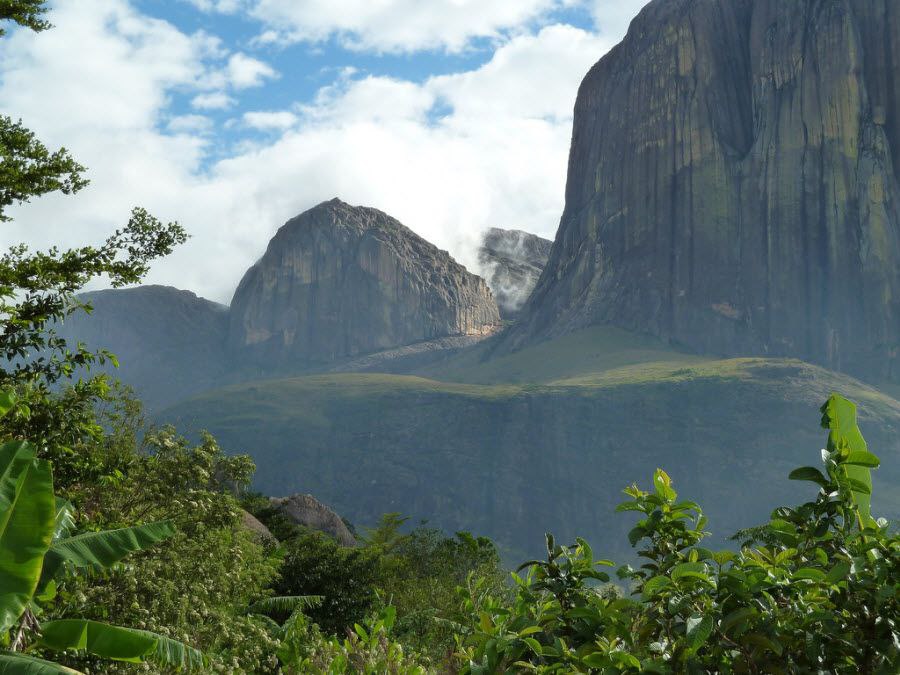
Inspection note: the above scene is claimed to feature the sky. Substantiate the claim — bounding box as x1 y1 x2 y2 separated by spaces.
0 0 649 304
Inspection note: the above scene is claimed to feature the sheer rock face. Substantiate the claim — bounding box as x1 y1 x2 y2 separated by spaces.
479 228 552 318
228 199 500 368
57 286 229 409
270 494 356 547
506 0 900 381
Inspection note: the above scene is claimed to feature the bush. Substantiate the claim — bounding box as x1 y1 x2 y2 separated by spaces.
453 394 899 673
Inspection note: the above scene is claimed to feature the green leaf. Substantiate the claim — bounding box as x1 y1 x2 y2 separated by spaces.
720 607 756 635
523 637 542 656
518 626 542 637
0 391 15 419
52 498 76 542
792 568 826 582
248 595 323 615
825 561 851 584
128 630 206 671
0 441 55 633
820 394 876 525
641 575 672 600
788 467 829 488
671 562 710 582
38 620 157 663
685 614 713 652
844 451 880 468
40 521 175 585
653 469 676 501
0 652 83 674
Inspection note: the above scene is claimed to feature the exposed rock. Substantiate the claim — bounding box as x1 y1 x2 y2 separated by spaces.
504 0 900 383
270 494 357 547
478 228 552 318
56 286 229 409
240 509 277 544
228 199 501 369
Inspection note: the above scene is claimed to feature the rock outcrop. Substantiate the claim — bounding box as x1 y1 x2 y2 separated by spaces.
229 199 500 369
505 0 900 382
479 228 552 318
56 286 229 409
270 494 357 546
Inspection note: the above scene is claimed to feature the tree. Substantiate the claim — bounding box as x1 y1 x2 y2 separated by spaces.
0 1 50 38
454 394 899 673
0 427 204 672
0 2 187 484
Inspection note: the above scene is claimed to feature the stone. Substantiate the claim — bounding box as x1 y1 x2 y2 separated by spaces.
503 0 900 383
478 228 552 318
55 285 229 409
228 198 500 369
270 493 357 547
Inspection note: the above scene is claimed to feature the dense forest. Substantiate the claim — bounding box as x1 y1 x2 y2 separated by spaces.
1 2 898 673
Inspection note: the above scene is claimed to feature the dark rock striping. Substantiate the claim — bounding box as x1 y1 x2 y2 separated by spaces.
228 198 500 369
504 0 900 383
478 228 552 318
270 493 357 547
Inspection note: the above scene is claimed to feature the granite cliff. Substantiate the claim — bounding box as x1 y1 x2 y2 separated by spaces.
478 228 552 318
228 199 500 369
55 286 229 408
504 0 900 383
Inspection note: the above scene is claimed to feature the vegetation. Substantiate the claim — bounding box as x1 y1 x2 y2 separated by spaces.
1 3 897 674
161 360 900 564
452 394 898 673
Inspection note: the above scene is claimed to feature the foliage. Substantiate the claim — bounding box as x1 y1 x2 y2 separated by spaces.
55 420 281 674
0 434 203 673
0 0 186 482
271 605 428 675
275 531 383 637
376 527 505 664
453 393 899 673
0 1 51 37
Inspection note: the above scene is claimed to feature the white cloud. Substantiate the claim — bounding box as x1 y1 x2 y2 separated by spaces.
590 0 649 40
201 0 570 53
224 52 276 88
191 91 236 109
168 114 214 133
242 110 297 130
1 0 628 304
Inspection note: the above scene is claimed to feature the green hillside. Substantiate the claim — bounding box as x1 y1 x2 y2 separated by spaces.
160 339 900 561
416 325 710 384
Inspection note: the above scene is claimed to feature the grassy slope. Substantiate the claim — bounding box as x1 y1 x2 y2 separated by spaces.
162 328 900 561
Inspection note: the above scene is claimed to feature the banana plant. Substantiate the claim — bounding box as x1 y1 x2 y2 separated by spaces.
0 432 205 673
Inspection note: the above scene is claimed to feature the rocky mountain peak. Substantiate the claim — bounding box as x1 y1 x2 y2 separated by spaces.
503 0 900 383
478 228 552 318
228 199 500 368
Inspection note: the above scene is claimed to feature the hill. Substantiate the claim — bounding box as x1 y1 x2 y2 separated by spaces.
55 286 229 409
160 330 900 561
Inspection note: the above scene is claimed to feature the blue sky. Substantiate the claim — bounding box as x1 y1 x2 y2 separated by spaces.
0 0 648 302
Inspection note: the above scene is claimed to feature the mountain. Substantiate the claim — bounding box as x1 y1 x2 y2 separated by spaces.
478 228 552 319
55 286 229 409
159 327 900 561
503 0 900 384
228 199 500 370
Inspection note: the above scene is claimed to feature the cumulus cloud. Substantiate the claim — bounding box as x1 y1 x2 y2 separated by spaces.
196 0 569 53
223 52 277 88
191 91 236 109
242 110 298 130
1 0 632 304
590 0 649 39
